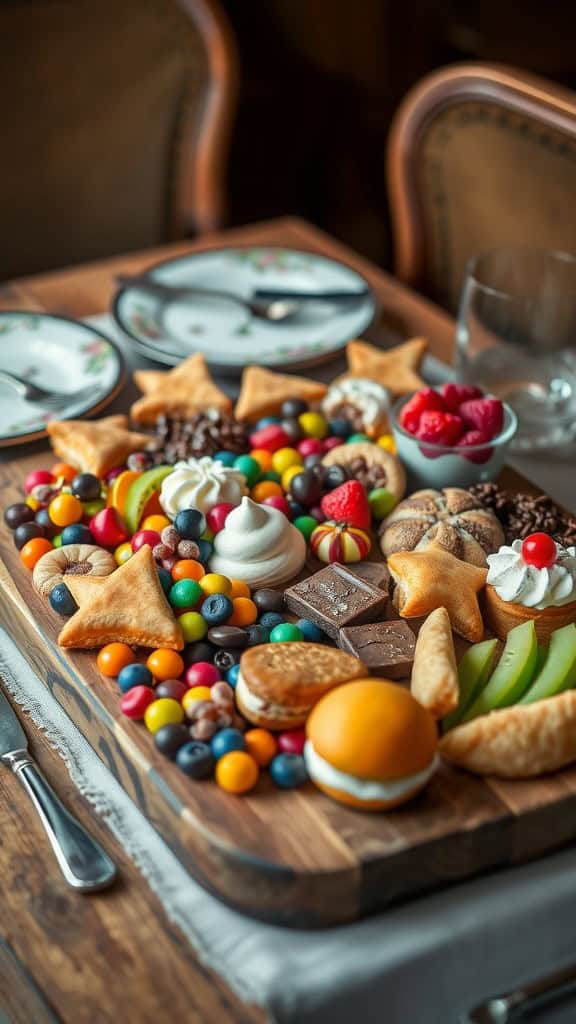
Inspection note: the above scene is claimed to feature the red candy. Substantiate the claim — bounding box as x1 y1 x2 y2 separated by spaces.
416 410 463 446
207 503 235 533
459 397 504 440
277 728 306 755
322 436 342 452
104 466 125 484
297 438 323 457
120 685 155 719
185 662 221 688
25 470 55 494
90 507 128 547
249 425 290 452
131 529 161 553
399 388 444 434
261 496 291 517
320 480 371 529
521 533 557 570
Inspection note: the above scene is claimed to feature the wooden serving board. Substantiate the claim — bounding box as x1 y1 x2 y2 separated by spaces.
2 454 576 927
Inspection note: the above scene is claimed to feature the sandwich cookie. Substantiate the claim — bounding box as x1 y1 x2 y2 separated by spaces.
305 679 438 810
235 642 366 731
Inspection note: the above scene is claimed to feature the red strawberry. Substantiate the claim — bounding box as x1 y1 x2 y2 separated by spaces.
416 410 464 446
399 387 445 434
441 383 483 412
456 429 493 464
320 480 371 529
459 398 504 439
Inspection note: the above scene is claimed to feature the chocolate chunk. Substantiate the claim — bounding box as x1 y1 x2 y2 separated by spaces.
252 588 285 614
338 620 416 679
207 625 249 649
284 563 387 640
347 561 391 594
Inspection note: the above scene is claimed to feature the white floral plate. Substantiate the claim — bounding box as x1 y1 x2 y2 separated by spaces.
0 313 125 448
112 247 376 372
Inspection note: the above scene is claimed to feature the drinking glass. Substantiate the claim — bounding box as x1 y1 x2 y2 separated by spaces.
456 247 576 449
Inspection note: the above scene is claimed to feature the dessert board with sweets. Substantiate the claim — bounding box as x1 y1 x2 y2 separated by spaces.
2 346 576 927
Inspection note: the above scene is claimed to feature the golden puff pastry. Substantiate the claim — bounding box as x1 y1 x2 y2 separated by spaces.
411 607 459 719
235 366 327 423
388 545 487 644
345 337 428 396
58 545 184 650
47 416 149 477
130 353 232 425
440 690 576 778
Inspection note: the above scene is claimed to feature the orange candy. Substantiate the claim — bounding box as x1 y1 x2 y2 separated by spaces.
48 493 83 527
230 578 251 599
20 537 53 570
216 751 259 794
251 480 283 502
97 642 135 677
227 597 258 627
244 728 277 767
249 448 273 472
141 514 170 532
51 462 78 483
146 648 184 682
171 559 205 583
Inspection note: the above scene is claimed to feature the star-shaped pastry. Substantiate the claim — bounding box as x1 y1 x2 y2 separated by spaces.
235 366 327 423
387 545 487 643
344 337 428 395
58 545 184 650
47 415 150 477
130 352 232 425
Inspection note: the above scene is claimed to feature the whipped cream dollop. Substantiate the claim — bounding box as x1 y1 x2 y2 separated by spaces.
487 539 576 609
304 741 438 802
210 496 306 587
322 377 390 433
160 456 247 518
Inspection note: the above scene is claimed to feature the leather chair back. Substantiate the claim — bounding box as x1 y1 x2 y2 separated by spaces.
387 64 576 313
1 0 236 281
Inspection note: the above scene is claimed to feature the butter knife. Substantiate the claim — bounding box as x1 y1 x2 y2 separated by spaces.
0 687 116 891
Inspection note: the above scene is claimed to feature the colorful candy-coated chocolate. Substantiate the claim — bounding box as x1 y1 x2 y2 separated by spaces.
328 417 352 438
296 618 328 643
226 597 257 628
271 447 303 475
171 559 205 582
215 751 259 793
277 728 306 756
182 687 213 715
253 589 285 614
368 487 397 519
141 513 171 532
178 611 208 643
211 727 247 759
174 508 207 541
206 503 235 533
244 728 277 767
245 623 270 646
251 480 284 503
233 454 261 487
154 723 190 759
22 535 56 567
97 642 136 677
213 450 237 467
185 661 221 688
82 499 106 517
289 469 323 507
48 493 84 527
297 437 323 458
146 649 184 682
169 578 203 609
114 542 133 566
376 434 396 453
25 470 55 494
131 529 161 553
201 592 234 625
199 573 233 597
90 507 128 547
281 465 304 493
71 472 101 502
226 663 241 687
269 622 304 643
347 432 370 443
256 415 282 428
4 502 34 529
157 567 173 595
155 678 188 702
310 521 371 563
261 496 291 517
258 611 285 630
322 436 342 453
14 523 47 550
281 398 308 417
60 523 93 546
230 579 251 599
120 685 155 719
49 583 77 617
249 448 273 471
292 514 318 540
269 753 307 788
117 662 154 692
249 424 290 452
176 740 215 778
298 412 328 439
144 698 184 733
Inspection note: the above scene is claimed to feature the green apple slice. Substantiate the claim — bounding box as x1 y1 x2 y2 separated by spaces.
462 620 537 722
519 623 576 705
124 465 174 534
534 642 548 678
443 638 499 730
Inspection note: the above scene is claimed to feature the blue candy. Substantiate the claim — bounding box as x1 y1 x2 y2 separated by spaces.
117 662 154 693
201 592 234 626
328 417 353 438
213 450 237 467
255 416 282 429
176 741 214 779
60 523 93 546
270 753 308 789
49 583 77 617
245 623 270 646
296 618 329 643
226 663 241 688
211 728 246 760
157 567 173 597
196 539 213 565
259 611 284 630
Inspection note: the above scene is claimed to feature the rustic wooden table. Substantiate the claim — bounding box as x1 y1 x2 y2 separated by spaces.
0 217 457 1023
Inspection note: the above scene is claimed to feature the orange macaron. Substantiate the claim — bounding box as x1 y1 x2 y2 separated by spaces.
305 679 438 810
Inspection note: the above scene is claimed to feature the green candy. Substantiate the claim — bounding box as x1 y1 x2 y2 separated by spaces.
234 454 261 487
82 498 106 517
293 515 318 540
270 623 304 643
261 470 282 483
368 487 397 520
178 611 208 643
53 533 63 548
347 432 370 444
169 578 202 609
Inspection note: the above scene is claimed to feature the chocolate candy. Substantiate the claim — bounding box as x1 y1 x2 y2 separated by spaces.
155 678 188 702
183 641 215 666
282 398 309 418
4 503 34 529
323 465 349 490
289 469 323 507
338 620 416 679
176 740 215 778
207 625 249 648
348 561 391 594
284 563 388 640
154 723 191 758
13 522 46 549
252 589 285 614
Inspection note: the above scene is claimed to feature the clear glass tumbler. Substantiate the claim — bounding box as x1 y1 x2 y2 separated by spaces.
456 247 576 449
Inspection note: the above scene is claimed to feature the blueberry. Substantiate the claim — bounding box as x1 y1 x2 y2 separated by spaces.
296 618 328 643
157 567 173 597
323 465 349 491
270 753 308 789
176 741 215 779
155 723 190 759
60 523 93 546
211 728 246 760
226 663 241 688
245 623 270 646
201 592 234 626
117 663 154 693
196 539 213 565
71 472 101 502
174 508 206 541
328 417 352 439
49 583 78 617
213 450 238 467
259 611 284 630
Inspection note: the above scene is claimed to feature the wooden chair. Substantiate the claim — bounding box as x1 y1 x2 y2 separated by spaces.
387 63 576 313
1 0 237 281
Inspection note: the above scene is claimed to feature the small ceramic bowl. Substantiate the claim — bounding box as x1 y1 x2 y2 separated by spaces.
391 393 518 489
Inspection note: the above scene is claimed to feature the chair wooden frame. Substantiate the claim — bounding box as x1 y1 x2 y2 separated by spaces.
387 62 576 292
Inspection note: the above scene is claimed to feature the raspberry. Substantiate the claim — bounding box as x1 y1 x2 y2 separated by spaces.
416 410 463 446
459 398 504 440
441 383 483 412
456 429 493 464
399 388 445 434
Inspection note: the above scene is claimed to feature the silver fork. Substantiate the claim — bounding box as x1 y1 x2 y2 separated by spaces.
0 370 95 409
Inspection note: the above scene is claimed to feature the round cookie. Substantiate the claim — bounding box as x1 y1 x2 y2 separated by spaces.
33 543 116 597
321 441 406 502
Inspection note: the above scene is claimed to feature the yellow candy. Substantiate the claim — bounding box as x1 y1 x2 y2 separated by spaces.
48 493 83 527
25 496 41 511
249 448 273 472
271 447 303 475
199 573 232 597
377 434 396 454
143 698 184 734
182 687 213 715
298 411 328 439
114 542 133 566
142 513 170 532
281 465 304 493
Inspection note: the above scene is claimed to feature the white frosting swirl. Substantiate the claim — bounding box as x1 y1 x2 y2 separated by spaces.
210 496 306 587
304 741 438 802
322 377 390 431
487 539 576 609
160 456 247 518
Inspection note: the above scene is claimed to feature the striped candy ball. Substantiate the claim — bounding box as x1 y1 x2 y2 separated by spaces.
310 521 371 563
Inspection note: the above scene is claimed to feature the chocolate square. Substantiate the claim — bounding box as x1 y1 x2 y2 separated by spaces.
347 561 390 595
338 620 416 679
284 563 388 640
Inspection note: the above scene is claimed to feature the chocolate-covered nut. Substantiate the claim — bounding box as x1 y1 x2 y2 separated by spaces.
191 717 219 741
207 625 249 648
211 681 234 706
281 398 309 418
154 723 190 758
185 699 219 722
289 469 323 507
215 710 233 729
213 649 240 671
253 589 285 614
